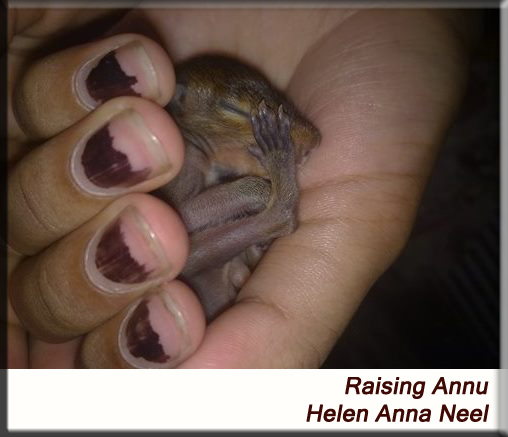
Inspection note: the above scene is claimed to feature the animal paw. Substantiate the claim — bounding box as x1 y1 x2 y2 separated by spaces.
249 100 294 169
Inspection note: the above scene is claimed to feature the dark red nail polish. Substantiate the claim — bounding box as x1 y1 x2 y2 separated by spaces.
119 289 190 368
125 299 170 363
95 217 151 284
72 110 170 194
86 50 139 103
76 41 158 109
81 124 150 189
85 207 172 294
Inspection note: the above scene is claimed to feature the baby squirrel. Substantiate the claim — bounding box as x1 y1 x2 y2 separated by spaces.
156 55 320 321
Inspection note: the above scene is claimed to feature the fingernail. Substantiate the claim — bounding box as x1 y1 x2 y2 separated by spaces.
85 206 172 293
119 289 190 368
71 110 170 195
76 41 158 109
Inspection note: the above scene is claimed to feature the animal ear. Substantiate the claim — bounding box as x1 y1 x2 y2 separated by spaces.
173 83 187 104
166 82 187 115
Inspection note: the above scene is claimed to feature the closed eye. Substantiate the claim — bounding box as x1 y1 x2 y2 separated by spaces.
219 100 250 118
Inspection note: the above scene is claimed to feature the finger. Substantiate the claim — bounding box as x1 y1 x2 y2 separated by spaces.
7 322 28 368
7 10 128 147
6 292 28 368
8 96 184 256
178 10 470 368
14 33 174 140
29 338 82 369
9 194 188 343
7 327 28 368
80 281 205 369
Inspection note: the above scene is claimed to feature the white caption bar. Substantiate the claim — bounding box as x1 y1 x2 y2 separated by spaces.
8 369 498 431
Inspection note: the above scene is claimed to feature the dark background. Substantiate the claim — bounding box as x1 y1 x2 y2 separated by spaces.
323 9 500 369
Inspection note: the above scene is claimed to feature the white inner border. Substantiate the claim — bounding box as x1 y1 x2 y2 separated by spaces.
7 369 499 430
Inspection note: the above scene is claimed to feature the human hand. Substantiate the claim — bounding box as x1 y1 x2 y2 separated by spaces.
6 9 204 368
6 8 477 368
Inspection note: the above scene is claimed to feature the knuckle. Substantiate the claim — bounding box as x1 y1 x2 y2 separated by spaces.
11 256 74 342
17 168 57 234
9 166 59 253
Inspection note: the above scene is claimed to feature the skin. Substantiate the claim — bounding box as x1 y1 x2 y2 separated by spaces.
6 8 478 368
